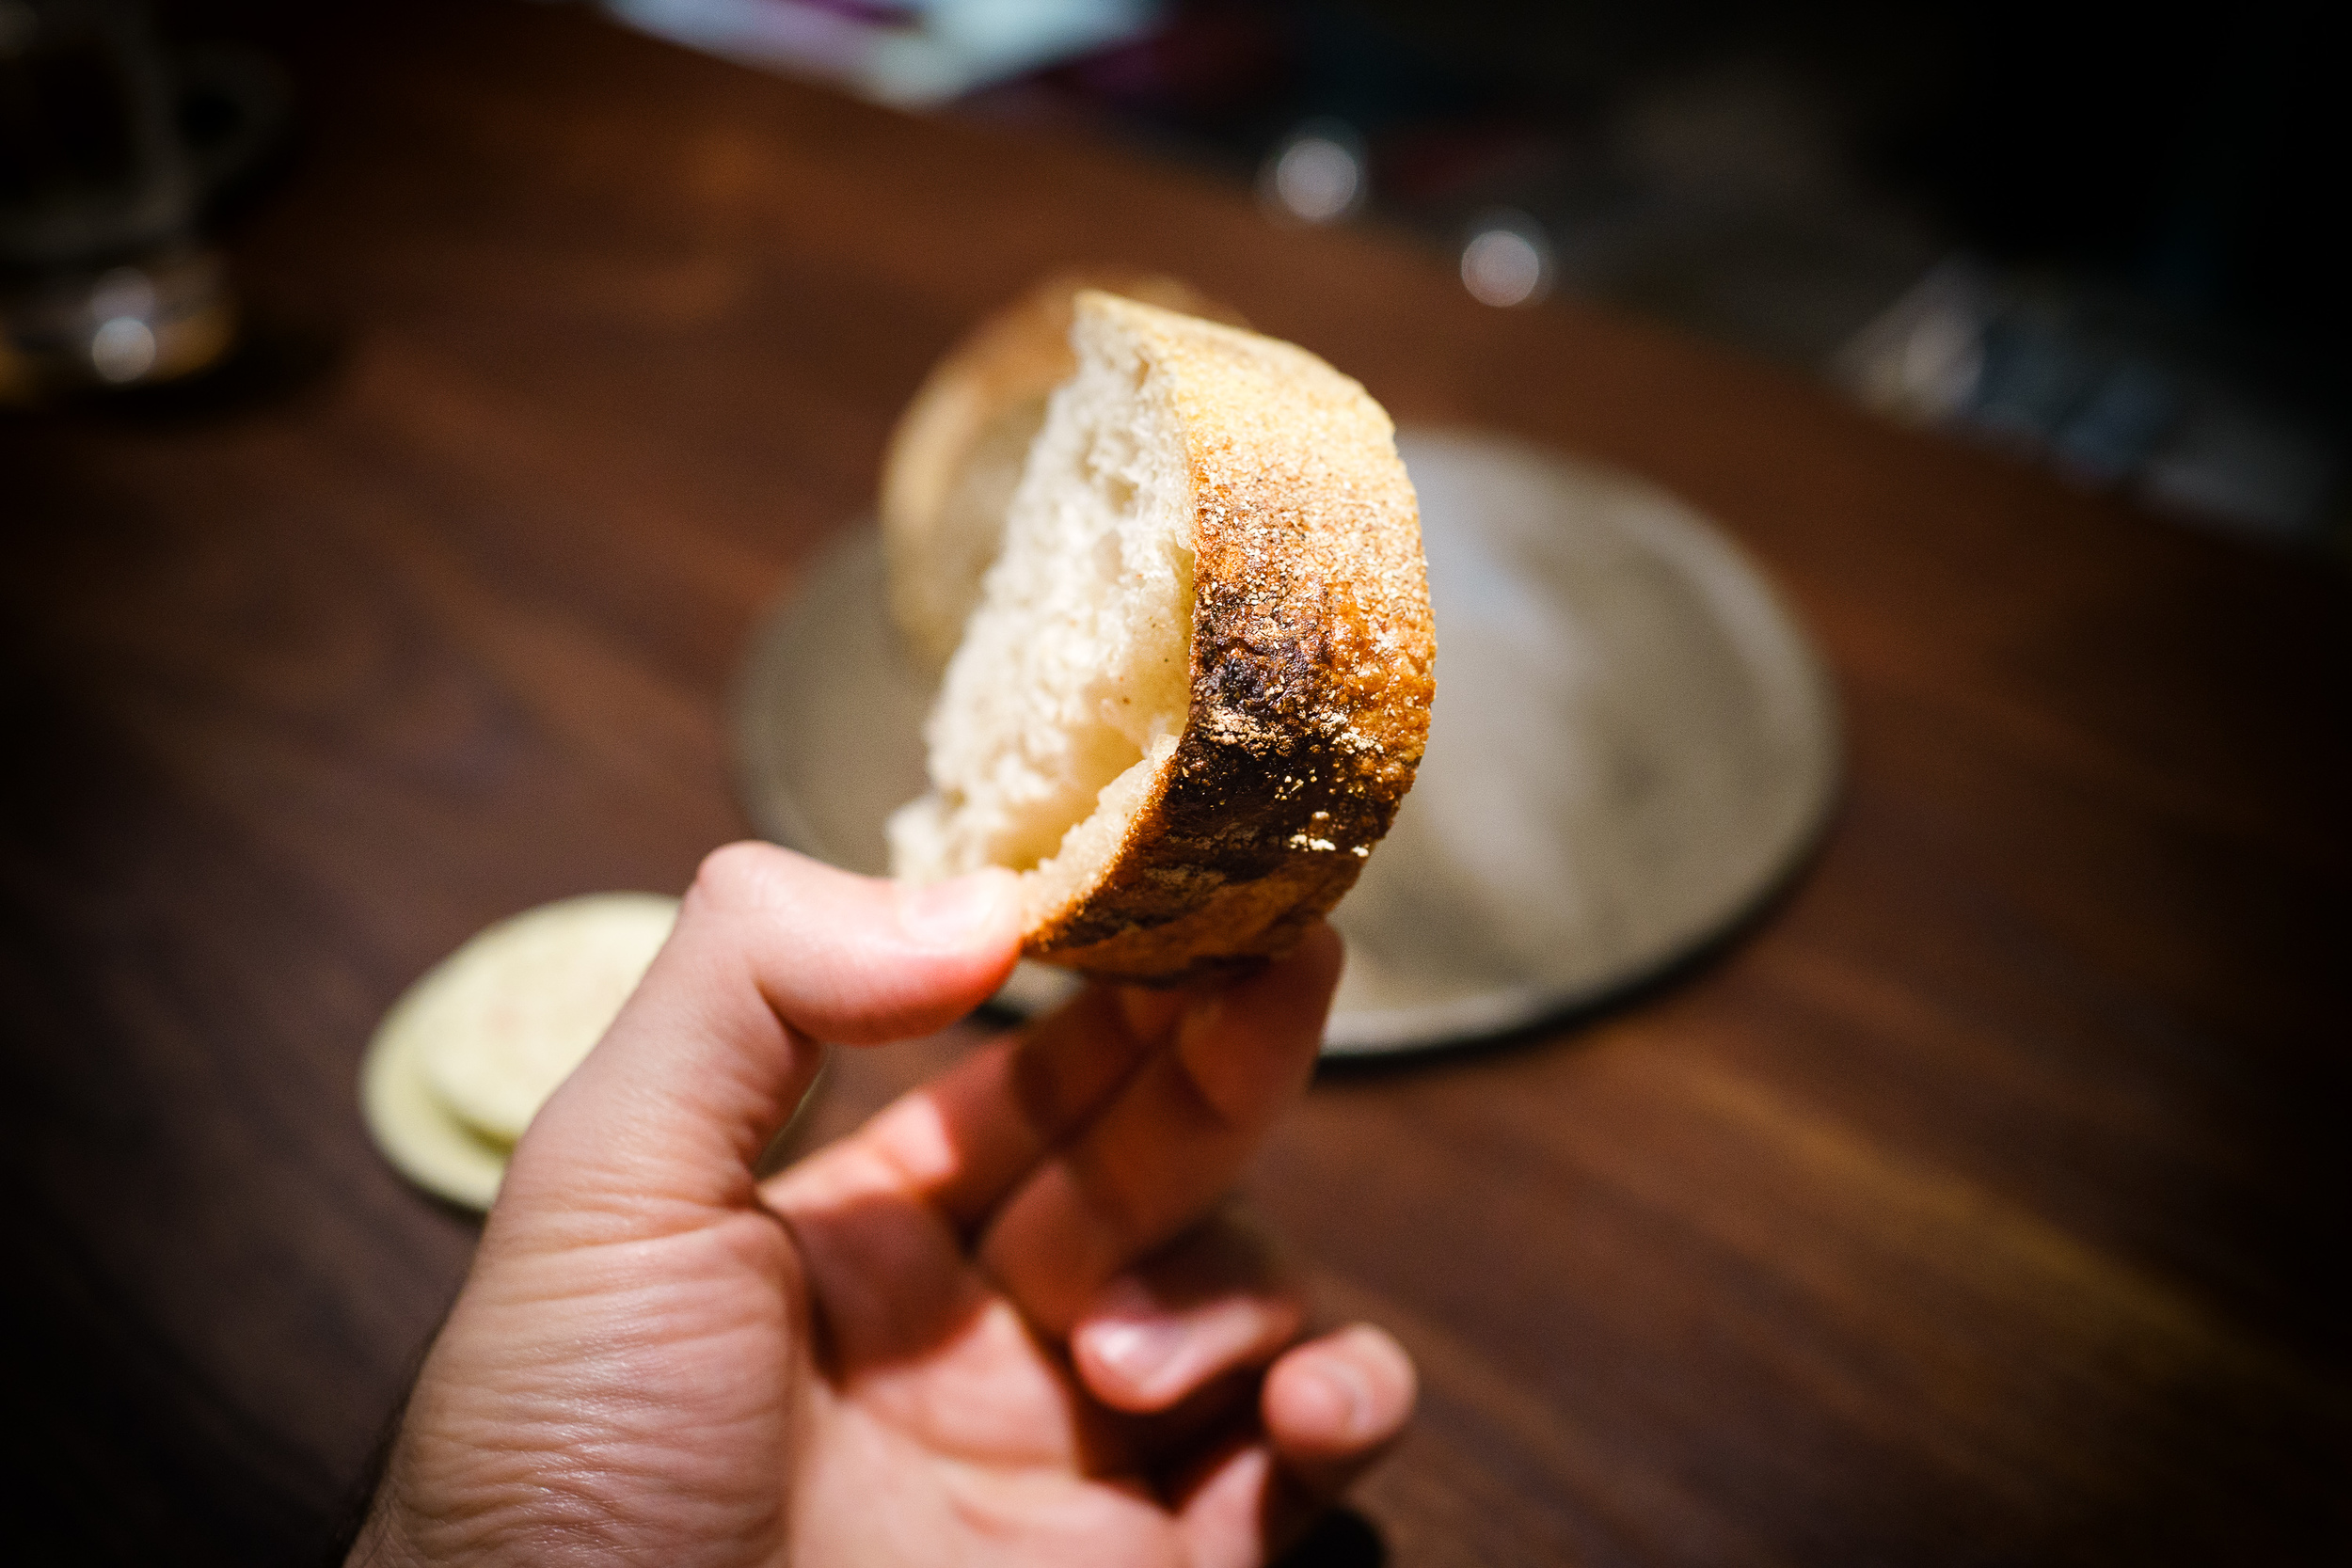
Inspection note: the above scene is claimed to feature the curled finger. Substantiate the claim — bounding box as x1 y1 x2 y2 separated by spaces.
1071 1212 1306 1414
1263 1323 1417 1496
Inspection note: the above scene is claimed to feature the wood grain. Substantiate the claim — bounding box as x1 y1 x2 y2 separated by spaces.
3 2 2344 1561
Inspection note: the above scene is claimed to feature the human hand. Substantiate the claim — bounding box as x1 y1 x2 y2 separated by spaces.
350 843 1414 1566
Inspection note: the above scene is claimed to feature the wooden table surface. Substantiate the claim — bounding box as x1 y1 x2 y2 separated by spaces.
4 4 2344 1562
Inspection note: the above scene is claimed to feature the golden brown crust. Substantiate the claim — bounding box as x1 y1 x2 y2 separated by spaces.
1025 293 1435 982
882 270 1247 671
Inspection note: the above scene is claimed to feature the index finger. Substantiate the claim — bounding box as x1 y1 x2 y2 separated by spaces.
783 980 1172 1243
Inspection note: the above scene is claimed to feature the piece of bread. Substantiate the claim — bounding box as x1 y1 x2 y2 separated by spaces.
887 291 1434 983
881 270 1248 673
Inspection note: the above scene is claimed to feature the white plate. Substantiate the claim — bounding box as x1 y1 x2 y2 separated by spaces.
731 428 1839 1053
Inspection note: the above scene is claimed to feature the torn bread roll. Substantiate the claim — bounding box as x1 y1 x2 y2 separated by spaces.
887 291 1434 983
882 270 1247 673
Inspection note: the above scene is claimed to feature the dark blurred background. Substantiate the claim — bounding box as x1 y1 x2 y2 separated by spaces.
583 0 2349 543
15 0 2345 541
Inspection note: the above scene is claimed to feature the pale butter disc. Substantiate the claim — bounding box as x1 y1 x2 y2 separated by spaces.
362 893 680 1208
360 989 512 1212
406 894 681 1146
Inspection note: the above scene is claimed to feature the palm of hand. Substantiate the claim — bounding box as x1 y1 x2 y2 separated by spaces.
785 1189 1243 1567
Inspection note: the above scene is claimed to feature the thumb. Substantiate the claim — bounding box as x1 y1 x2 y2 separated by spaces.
494 842 1023 1241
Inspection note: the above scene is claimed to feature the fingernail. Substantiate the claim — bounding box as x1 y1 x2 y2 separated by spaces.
897 871 1013 946
1116 985 1187 1044
1303 1359 1371 1438
1087 1318 1187 1390
1172 985 1226 1053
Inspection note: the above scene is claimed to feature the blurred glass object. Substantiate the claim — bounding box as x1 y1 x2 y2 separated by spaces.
1460 211 1549 308
602 0 1159 108
1837 259 2342 542
1258 119 1361 225
2048 360 2179 487
0 0 278 404
1833 260 1992 423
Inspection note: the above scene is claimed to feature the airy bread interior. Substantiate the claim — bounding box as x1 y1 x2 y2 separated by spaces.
887 300 1192 898
882 272 1244 675
901 401 1047 673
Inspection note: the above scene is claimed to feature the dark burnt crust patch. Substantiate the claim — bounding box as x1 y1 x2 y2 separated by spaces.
1023 294 1434 982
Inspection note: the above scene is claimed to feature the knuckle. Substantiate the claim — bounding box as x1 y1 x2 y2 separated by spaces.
691 840 783 911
